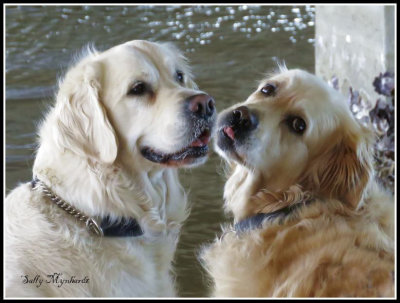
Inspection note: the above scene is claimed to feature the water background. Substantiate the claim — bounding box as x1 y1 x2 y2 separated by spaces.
5 5 315 297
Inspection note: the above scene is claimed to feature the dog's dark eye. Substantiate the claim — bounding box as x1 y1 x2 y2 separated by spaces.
128 82 147 96
287 116 306 134
261 83 276 96
176 70 184 84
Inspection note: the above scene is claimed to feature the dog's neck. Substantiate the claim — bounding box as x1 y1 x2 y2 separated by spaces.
224 165 313 222
225 162 373 223
33 131 187 236
223 165 263 222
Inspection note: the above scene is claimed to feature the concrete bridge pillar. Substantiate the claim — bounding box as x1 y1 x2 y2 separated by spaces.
315 5 395 105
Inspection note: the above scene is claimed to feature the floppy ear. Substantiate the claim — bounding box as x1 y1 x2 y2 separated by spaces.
301 124 374 209
55 60 118 164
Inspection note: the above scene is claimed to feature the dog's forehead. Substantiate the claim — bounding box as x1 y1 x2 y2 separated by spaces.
102 40 189 78
265 70 317 91
244 70 352 133
100 43 149 66
258 70 340 107
126 41 186 69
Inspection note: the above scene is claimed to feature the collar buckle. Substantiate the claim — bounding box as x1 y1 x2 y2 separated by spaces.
86 218 104 237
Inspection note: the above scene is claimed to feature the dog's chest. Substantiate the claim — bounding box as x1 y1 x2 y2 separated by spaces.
84 233 178 297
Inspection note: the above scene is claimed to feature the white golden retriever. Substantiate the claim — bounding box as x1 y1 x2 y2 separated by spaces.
200 68 394 297
5 40 216 297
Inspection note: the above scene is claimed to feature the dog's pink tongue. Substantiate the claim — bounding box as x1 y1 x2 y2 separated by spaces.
191 132 210 147
223 126 235 140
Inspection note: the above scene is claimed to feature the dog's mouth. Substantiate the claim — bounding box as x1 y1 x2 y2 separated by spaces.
223 126 236 141
140 129 211 166
217 126 245 164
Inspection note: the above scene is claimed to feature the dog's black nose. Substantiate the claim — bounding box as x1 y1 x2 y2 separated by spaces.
186 94 215 119
231 106 258 131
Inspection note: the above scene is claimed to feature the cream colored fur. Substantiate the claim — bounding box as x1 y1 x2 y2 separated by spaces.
200 68 394 297
5 40 209 297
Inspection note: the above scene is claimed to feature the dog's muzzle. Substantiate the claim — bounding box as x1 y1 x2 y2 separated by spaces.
140 93 216 167
217 105 258 152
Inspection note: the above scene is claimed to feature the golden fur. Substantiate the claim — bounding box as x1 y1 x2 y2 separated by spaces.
200 68 394 297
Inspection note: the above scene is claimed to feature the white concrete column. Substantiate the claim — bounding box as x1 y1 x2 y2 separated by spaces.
315 5 395 105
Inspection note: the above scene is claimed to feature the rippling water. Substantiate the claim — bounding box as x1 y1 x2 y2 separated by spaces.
5 5 315 297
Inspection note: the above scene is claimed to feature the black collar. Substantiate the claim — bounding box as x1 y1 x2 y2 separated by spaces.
100 216 143 237
31 178 143 238
234 199 314 234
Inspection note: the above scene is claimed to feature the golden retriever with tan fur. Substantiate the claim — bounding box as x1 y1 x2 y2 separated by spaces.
200 67 394 297
5 40 216 297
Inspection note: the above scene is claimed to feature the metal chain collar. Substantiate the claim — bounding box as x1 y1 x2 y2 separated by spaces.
33 179 104 236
